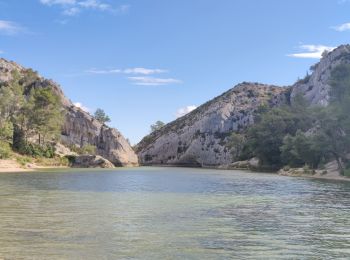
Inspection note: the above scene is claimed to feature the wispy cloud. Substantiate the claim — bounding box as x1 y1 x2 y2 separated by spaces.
287 44 335 59
78 0 109 10
128 77 182 86
40 0 76 5
0 50 4 54
175 105 197 118
63 7 80 16
87 67 167 75
87 68 121 74
86 66 180 85
332 22 350 32
0 20 23 35
123 68 167 75
73 102 90 112
39 0 129 16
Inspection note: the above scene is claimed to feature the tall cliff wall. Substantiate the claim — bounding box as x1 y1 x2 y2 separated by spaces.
136 83 288 166
291 44 350 106
136 44 350 167
0 58 138 167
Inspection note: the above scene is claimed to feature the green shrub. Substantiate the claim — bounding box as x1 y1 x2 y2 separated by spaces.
343 168 350 177
80 144 96 155
303 165 314 175
16 157 32 167
69 144 96 155
65 155 76 165
0 141 11 159
59 156 70 166
17 142 55 158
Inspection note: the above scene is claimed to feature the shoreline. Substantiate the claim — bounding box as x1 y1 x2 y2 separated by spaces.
139 163 350 182
0 159 69 173
278 170 350 182
1 159 349 182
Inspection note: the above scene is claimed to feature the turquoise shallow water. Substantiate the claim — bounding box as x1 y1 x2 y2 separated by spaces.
0 167 350 259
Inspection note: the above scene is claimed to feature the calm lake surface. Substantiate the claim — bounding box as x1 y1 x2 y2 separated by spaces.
0 167 350 259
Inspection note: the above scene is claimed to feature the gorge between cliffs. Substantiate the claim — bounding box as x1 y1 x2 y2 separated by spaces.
1 45 350 182
3 2 350 259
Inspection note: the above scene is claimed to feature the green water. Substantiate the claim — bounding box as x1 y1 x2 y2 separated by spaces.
0 167 349 259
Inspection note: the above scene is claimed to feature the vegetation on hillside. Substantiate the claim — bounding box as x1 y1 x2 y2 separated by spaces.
150 120 165 133
94 108 111 124
0 70 64 159
231 64 350 174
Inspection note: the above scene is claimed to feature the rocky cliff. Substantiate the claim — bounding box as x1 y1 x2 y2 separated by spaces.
136 44 350 167
136 83 288 166
0 58 138 167
291 44 350 106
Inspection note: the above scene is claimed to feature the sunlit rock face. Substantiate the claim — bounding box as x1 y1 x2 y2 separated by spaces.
136 82 288 167
291 44 350 106
137 45 350 167
62 106 138 167
0 58 139 167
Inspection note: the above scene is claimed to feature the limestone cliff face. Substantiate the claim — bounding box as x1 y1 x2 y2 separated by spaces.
136 45 350 167
0 58 138 167
136 83 287 166
291 44 350 106
61 106 138 166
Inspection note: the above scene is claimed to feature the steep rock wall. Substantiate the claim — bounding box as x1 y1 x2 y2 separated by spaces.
0 58 138 167
291 44 350 106
136 83 288 166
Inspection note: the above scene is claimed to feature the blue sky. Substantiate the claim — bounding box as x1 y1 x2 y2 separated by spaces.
0 0 349 144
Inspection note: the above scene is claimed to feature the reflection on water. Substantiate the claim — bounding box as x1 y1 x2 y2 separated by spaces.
0 167 349 259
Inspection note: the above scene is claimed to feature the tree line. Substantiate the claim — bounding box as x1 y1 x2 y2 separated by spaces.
0 70 113 159
229 64 350 175
0 70 63 158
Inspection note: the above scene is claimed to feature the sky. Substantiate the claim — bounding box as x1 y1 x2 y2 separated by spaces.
0 0 349 144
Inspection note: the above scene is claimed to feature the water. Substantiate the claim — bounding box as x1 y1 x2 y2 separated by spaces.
0 167 349 259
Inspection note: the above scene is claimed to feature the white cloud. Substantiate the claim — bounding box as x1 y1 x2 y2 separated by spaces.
332 22 350 32
288 45 335 59
0 50 3 54
78 0 110 10
63 7 80 16
40 0 76 5
123 68 167 75
0 20 22 35
128 76 182 86
86 68 121 74
86 67 179 85
175 105 197 118
87 67 167 75
39 0 128 16
73 102 90 112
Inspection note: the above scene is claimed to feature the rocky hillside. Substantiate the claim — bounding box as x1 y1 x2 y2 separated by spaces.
136 44 350 167
0 58 138 167
291 44 350 106
136 83 288 166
